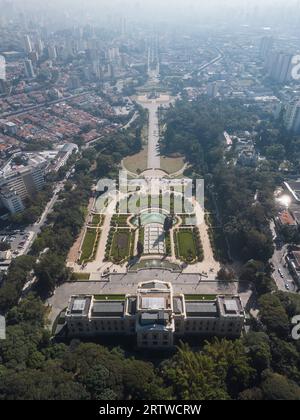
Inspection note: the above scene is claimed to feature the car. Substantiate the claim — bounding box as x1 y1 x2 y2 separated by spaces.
278 269 284 278
285 284 290 290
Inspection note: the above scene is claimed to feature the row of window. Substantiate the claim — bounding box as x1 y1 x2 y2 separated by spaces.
141 341 170 347
141 333 169 341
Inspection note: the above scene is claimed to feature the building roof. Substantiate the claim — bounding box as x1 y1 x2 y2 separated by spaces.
127 297 137 315
173 297 183 314
92 301 124 317
141 297 166 310
186 301 218 317
279 209 297 226
68 296 91 316
284 180 300 202
291 251 300 270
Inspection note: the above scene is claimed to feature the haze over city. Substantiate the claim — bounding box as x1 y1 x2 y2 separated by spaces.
2 0 300 28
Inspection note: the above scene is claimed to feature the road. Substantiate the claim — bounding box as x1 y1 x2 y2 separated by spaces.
270 221 297 292
1 89 94 119
146 102 160 169
20 168 74 258
184 48 224 79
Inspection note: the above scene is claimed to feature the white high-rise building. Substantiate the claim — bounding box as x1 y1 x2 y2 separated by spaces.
23 34 33 54
285 100 300 133
24 59 35 79
0 189 24 214
207 82 218 98
48 45 57 61
36 38 44 56
259 36 274 59
268 52 293 83
0 154 46 214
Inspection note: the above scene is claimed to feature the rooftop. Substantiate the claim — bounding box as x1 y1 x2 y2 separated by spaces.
91 301 124 317
284 180 300 202
67 296 92 317
290 251 300 270
186 301 218 317
278 209 297 226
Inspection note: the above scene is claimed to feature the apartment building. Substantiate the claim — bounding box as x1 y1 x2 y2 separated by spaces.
64 280 245 349
0 154 46 213
285 100 300 134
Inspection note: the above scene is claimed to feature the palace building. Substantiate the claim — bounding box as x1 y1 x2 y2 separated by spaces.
64 280 245 349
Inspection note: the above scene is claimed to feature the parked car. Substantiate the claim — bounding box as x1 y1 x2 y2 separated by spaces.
278 269 284 278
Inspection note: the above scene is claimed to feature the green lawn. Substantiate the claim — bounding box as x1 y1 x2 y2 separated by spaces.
94 294 126 301
91 214 102 226
111 214 129 227
73 273 91 281
110 229 132 263
176 229 197 263
160 155 185 175
123 147 148 174
185 295 217 301
79 228 99 264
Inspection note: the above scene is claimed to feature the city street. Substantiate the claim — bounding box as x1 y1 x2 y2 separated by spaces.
270 221 297 292
0 167 75 272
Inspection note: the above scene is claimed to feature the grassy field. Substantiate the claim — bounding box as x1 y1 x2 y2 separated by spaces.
73 273 91 281
111 214 129 227
123 147 148 174
110 229 132 263
176 229 197 263
90 214 102 226
160 155 185 175
79 228 100 264
94 295 126 301
185 295 217 301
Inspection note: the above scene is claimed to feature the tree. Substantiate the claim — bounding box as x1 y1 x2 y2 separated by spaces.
163 216 173 233
34 253 71 297
75 158 90 173
0 256 35 313
265 144 286 161
243 332 272 373
161 342 230 400
123 359 171 400
203 339 256 397
83 364 117 400
6 294 46 327
0 241 10 252
258 294 290 338
217 267 235 282
239 387 264 400
0 364 89 400
260 371 300 400
137 241 144 256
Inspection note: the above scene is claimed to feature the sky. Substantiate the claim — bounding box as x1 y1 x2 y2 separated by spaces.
2 0 300 27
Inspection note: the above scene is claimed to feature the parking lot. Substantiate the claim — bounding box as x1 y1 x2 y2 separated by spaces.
0 228 33 258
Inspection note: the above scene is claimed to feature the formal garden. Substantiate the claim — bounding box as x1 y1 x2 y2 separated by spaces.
79 227 102 264
105 227 135 264
175 227 204 264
